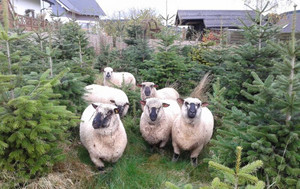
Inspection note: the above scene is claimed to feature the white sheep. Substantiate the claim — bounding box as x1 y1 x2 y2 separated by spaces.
103 67 136 90
140 98 181 150
83 84 129 117
80 103 127 170
172 97 214 166
137 82 180 101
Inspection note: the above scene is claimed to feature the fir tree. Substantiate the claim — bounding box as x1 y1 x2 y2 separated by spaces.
198 2 280 105
139 28 195 95
165 147 265 189
0 69 78 180
210 7 300 188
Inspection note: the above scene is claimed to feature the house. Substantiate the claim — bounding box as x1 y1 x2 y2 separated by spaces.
276 10 300 41
175 10 256 32
1 0 106 30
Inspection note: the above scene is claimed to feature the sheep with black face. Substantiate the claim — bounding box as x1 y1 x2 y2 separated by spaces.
83 84 130 117
80 103 127 170
103 67 136 90
138 82 180 101
139 98 181 150
172 97 214 166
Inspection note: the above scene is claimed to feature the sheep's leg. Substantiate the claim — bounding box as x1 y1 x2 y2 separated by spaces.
159 139 168 148
90 153 105 170
172 141 180 162
190 144 204 167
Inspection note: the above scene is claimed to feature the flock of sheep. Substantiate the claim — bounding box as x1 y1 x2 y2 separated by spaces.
79 67 214 170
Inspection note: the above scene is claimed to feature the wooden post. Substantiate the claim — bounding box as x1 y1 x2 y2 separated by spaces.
31 17 33 30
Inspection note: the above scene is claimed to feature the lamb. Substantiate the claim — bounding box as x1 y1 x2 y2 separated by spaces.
80 103 127 170
172 97 214 166
103 67 136 90
83 84 129 117
140 98 181 150
137 82 180 101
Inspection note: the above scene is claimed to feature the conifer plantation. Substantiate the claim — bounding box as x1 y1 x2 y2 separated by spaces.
0 2 299 189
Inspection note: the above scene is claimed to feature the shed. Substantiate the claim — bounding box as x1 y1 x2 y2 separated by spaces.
275 10 300 41
175 10 256 32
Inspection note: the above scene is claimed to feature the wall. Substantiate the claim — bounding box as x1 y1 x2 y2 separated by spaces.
11 0 51 18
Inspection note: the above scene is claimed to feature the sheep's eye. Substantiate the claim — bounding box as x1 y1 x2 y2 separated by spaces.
150 85 154 88
197 104 201 108
157 107 161 113
142 85 145 88
185 102 189 106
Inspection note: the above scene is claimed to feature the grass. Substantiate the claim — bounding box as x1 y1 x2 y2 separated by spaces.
76 115 212 189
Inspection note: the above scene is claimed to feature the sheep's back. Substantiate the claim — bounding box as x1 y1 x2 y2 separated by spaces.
157 88 180 100
83 84 128 104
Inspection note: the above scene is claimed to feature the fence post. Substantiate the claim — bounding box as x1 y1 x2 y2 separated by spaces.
31 17 33 30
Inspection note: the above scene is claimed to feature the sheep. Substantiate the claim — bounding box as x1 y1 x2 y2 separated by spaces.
139 98 181 150
80 103 127 170
171 97 214 166
103 67 136 90
137 82 180 101
83 84 129 117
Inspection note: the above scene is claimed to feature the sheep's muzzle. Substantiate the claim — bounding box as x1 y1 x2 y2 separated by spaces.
144 87 151 96
187 103 197 118
92 113 110 129
150 107 157 121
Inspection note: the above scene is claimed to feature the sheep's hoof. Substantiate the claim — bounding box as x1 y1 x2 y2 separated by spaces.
97 166 105 171
191 157 198 167
172 153 179 162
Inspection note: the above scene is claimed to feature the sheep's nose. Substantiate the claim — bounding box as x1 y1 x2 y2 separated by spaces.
144 87 151 96
188 103 197 118
92 113 103 129
106 73 111 78
150 107 157 121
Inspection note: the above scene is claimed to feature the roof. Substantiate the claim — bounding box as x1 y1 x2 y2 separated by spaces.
47 0 106 17
175 10 256 28
276 10 300 33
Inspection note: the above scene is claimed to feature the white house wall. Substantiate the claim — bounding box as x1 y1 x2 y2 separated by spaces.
11 0 51 18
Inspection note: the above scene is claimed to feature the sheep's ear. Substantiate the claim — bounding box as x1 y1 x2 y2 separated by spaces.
154 84 158 88
92 103 98 109
114 108 119 114
177 98 184 105
137 84 143 88
202 102 209 107
110 100 116 104
162 103 170 107
140 100 146 105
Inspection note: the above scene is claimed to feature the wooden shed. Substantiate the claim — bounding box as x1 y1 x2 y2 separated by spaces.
175 10 256 32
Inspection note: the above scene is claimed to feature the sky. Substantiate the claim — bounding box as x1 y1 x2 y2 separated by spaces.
97 0 300 19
